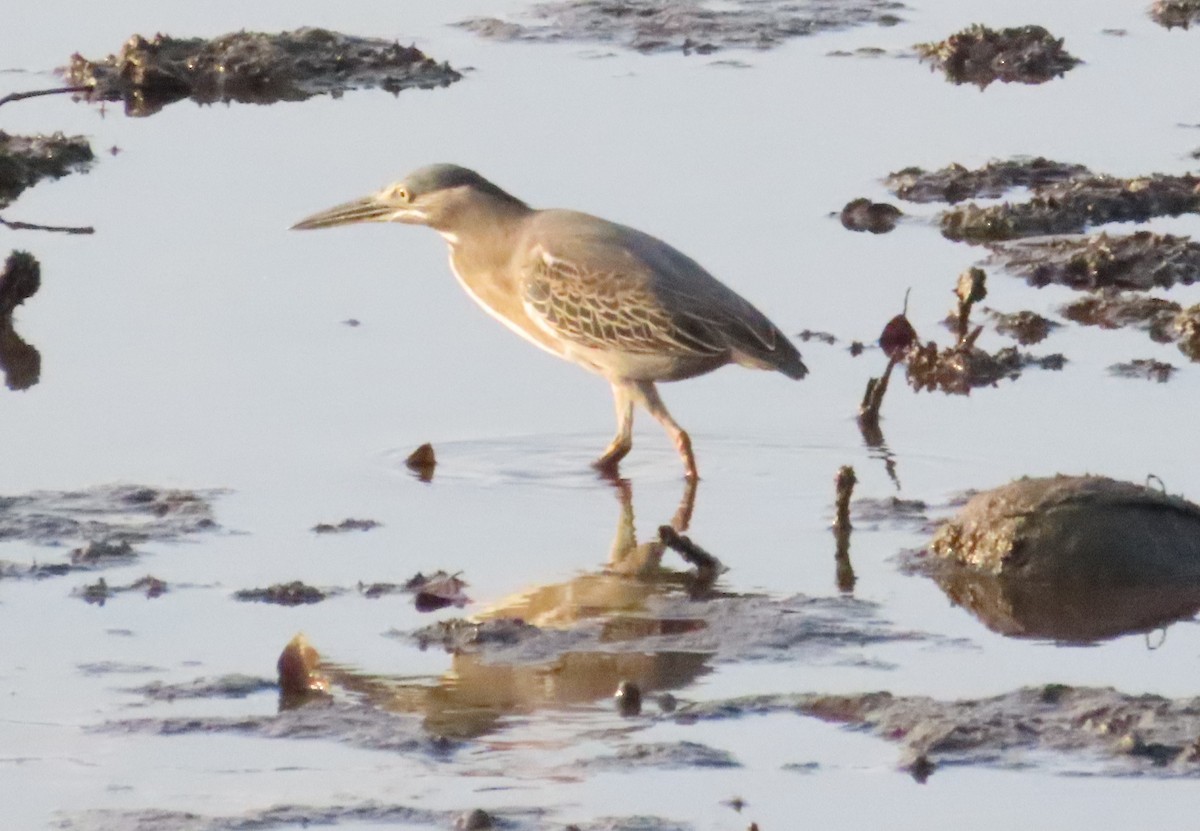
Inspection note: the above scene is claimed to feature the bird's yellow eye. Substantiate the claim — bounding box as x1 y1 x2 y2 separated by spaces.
396 187 409 202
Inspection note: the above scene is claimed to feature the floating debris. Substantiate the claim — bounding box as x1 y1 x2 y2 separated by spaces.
916 24 1080 87
405 442 437 482
404 570 470 612
71 539 137 565
67 28 463 117
906 338 1064 395
1109 358 1177 382
941 173 1200 242
458 0 905 54
311 517 381 534
73 574 165 605
840 197 902 233
986 309 1059 345
886 158 1088 204
990 231 1200 291
234 580 328 606
0 131 93 209
1150 0 1200 28
798 329 837 345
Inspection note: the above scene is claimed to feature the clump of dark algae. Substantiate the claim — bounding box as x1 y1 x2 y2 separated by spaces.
990 231 1200 290
66 28 463 117
0 131 93 209
886 158 1088 204
942 172 1200 243
457 0 906 55
883 158 1200 243
1150 0 1200 29
986 309 1059 345
908 475 1200 642
864 270 1064 407
916 24 1080 87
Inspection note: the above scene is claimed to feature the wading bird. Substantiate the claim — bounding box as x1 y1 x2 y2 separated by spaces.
292 164 806 479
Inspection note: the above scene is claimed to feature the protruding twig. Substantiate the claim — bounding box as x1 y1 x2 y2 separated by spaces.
859 354 898 426
0 216 95 234
833 466 857 593
0 85 91 108
954 267 987 344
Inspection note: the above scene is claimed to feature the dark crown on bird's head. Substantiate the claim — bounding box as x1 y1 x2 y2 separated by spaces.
402 164 526 207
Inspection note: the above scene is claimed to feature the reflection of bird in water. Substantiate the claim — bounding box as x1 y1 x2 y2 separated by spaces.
291 479 718 737
293 164 807 480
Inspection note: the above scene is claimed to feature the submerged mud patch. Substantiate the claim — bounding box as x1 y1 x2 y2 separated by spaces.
0 484 221 553
414 592 914 667
583 740 740 770
67 28 463 117
679 685 1200 775
54 802 463 831
0 131 93 209
458 0 905 54
97 697 456 754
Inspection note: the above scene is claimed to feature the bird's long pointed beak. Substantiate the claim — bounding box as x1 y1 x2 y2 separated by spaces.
291 195 399 230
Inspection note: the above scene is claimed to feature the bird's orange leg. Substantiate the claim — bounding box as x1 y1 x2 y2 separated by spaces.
631 381 698 481
593 382 634 479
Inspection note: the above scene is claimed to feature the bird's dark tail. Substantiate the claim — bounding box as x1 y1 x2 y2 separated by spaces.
773 337 809 380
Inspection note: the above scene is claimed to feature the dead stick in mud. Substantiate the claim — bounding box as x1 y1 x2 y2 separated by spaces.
859 354 898 428
833 465 857 593
659 525 722 573
0 85 91 108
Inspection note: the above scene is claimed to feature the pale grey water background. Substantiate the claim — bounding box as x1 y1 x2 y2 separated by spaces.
3 1 1200 828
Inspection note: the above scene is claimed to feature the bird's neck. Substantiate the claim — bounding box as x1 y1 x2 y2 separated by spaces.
440 198 531 270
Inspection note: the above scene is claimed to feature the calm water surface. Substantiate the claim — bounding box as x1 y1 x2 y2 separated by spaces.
3 0 1200 827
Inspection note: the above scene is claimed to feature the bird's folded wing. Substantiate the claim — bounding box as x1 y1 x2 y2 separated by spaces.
521 245 727 357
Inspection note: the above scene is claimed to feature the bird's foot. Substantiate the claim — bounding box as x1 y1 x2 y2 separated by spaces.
593 439 631 482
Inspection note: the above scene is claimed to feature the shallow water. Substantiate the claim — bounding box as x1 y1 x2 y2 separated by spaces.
4 0 1200 828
